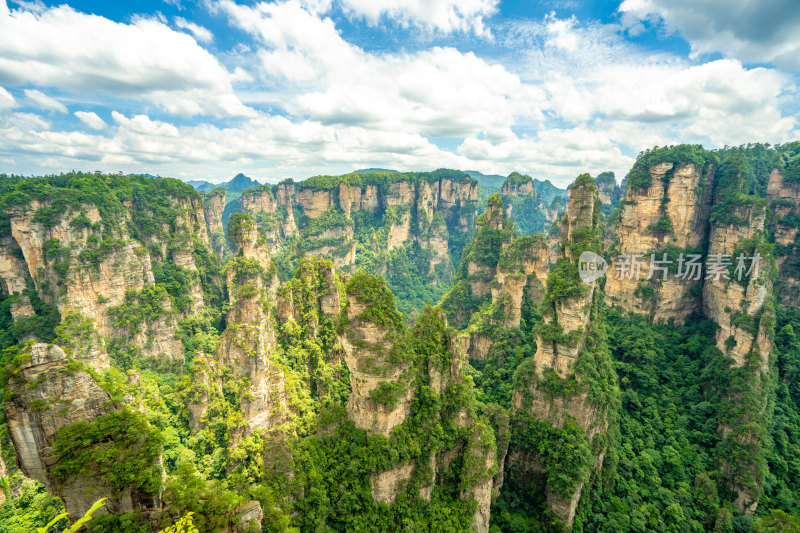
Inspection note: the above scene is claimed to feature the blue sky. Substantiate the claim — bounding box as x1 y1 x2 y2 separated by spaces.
0 0 798 186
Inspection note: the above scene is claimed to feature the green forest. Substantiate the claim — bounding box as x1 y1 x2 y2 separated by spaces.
0 142 799 532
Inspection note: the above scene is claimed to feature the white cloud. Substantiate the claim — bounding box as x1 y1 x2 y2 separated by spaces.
0 109 477 180
24 88 67 112
0 2 797 186
339 0 499 35
174 16 213 43
74 110 106 129
0 1 250 117
618 0 800 70
0 86 15 111
513 13 796 148
217 0 543 141
458 127 636 185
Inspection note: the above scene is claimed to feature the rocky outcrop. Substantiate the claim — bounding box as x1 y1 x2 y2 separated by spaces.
0 232 31 320
460 424 497 533
241 187 276 214
215 216 291 435
702 196 773 515
768 168 800 306
501 174 534 197
338 282 493 529
277 256 342 327
509 175 617 527
605 162 713 322
702 206 771 368
341 295 413 437
5 343 162 518
0 446 7 505
1 198 197 364
231 501 263 533
595 172 622 207
304 224 356 272
500 173 566 231
369 461 416 504
492 235 549 328
443 194 550 360
240 173 479 279
603 152 777 515
202 189 227 257
185 351 221 432
297 189 334 219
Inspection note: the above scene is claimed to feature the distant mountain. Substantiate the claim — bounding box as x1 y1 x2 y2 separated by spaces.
464 170 505 188
352 168 398 174
186 179 216 191
184 173 263 226
226 173 261 192
185 173 262 193
531 178 565 205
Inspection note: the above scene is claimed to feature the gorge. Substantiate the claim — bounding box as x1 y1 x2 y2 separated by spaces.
0 142 799 532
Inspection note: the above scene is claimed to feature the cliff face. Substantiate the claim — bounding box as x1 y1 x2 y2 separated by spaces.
508 176 618 527
501 177 534 197
297 188 334 219
499 173 564 233
702 206 771 368
218 218 291 434
5 343 163 517
339 182 380 217
768 168 800 306
0 181 216 368
702 197 773 515
0 232 31 322
239 173 478 277
603 149 780 515
341 292 414 438
491 235 549 329
342 293 495 532
202 189 227 258
441 195 550 363
6 202 149 338
595 172 622 207
466 198 512 302
605 161 713 322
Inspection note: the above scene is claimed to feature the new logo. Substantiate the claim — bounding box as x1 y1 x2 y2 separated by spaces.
578 251 608 283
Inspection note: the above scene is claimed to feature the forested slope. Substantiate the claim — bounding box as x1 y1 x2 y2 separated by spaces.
0 142 799 532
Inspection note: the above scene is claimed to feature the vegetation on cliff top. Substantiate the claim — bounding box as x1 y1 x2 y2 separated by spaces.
297 168 475 192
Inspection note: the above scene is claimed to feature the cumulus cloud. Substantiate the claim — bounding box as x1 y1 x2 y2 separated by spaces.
74 111 106 130
339 0 499 35
458 126 636 183
0 1 250 116
618 0 800 70
24 89 67 113
0 1 797 186
174 16 213 43
0 86 15 111
0 109 477 180
217 0 541 141
511 13 796 147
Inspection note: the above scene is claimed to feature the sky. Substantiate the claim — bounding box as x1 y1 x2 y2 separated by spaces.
0 0 798 187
